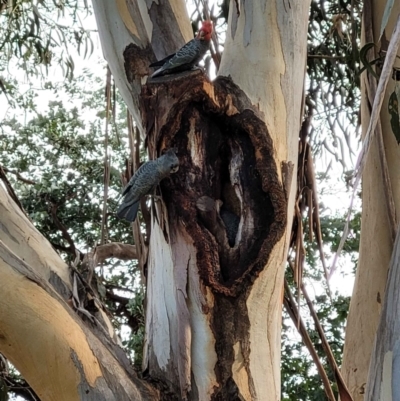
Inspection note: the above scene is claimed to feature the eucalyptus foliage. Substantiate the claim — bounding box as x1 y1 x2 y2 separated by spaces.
0 0 93 82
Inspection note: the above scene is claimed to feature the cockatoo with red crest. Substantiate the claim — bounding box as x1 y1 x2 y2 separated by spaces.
150 20 213 78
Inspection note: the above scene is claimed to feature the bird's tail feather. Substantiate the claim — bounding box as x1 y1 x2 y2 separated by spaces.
151 67 164 78
116 202 140 222
149 54 175 67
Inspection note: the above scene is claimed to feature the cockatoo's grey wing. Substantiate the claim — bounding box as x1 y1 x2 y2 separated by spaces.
163 39 199 69
149 53 176 67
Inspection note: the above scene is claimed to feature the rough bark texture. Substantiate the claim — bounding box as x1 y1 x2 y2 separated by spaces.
0 185 159 401
341 2 400 399
143 71 287 295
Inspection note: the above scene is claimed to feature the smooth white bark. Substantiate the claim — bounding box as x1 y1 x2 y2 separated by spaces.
364 223 400 400
144 214 218 400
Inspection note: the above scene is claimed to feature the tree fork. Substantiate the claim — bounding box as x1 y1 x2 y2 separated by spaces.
138 70 287 399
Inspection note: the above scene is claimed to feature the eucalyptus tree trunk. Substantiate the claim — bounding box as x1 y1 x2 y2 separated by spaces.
363 223 400 400
341 1 400 400
92 0 309 399
0 0 310 400
0 183 158 401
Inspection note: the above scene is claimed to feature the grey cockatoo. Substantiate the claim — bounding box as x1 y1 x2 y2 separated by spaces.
150 21 213 78
117 149 179 222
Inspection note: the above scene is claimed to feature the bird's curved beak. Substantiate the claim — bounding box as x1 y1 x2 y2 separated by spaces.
171 165 179 173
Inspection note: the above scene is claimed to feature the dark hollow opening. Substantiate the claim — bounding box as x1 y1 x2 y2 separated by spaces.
162 103 277 287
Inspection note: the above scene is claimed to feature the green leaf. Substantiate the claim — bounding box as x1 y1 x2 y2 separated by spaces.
357 56 381 76
359 43 379 79
388 89 400 144
380 0 395 40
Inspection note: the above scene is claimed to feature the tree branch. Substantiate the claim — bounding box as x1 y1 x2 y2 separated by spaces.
283 279 336 401
0 240 158 400
80 243 137 287
106 284 136 294
2 374 40 401
106 291 130 305
94 243 137 265
0 166 27 215
50 241 77 257
300 282 353 401
106 291 142 332
1 167 36 185
307 54 346 60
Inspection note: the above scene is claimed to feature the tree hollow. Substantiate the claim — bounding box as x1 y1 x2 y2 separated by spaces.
141 70 286 297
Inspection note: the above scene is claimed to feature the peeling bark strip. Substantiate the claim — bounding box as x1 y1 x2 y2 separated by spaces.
140 70 286 297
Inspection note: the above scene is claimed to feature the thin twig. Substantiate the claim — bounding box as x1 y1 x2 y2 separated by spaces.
304 144 331 288
301 282 353 401
112 80 121 146
308 55 346 60
283 279 336 401
1 375 39 401
101 66 112 246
